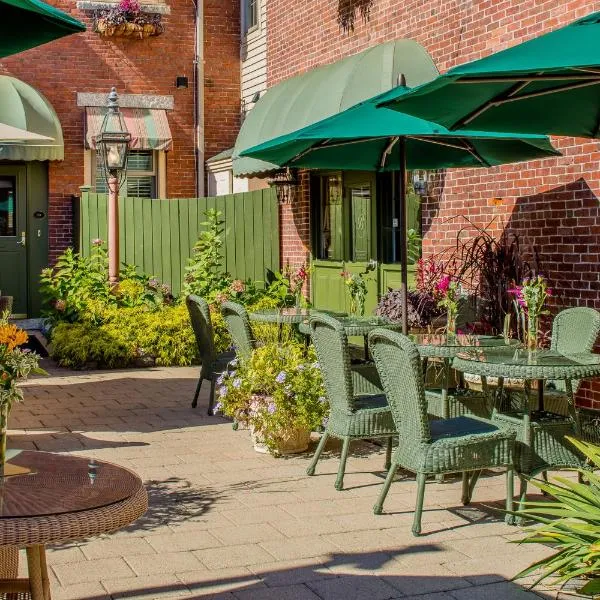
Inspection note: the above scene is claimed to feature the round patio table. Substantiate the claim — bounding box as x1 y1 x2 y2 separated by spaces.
410 334 519 420
0 451 147 600
452 347 600 477
298 315 403 358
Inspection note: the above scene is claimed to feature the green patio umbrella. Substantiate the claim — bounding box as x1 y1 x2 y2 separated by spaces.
378 12 600 137
0 0 86 58
240 89 560 332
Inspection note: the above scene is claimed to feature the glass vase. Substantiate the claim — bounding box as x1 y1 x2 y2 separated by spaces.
446 306 457 338
527 315 539 351
349 297 357 316
0 403 8 477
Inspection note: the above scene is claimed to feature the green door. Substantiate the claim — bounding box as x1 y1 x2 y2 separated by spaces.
0 166 27 315
311 172 378 315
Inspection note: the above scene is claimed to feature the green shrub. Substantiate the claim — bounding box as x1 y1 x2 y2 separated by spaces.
50 304 198 368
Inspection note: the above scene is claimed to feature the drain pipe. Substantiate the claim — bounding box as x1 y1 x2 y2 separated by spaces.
194 0 205 197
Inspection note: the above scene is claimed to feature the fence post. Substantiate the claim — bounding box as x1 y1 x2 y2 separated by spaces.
77 186 92 254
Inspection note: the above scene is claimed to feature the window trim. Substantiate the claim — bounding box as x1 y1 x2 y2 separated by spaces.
243 0 259 36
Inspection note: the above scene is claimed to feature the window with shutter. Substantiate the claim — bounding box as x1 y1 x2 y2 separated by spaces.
94 150 157 198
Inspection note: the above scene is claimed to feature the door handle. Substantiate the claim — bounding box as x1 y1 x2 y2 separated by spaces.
16 231 25 247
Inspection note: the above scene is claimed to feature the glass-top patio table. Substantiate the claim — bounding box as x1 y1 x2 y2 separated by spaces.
410 334 519 420
452 346 600 478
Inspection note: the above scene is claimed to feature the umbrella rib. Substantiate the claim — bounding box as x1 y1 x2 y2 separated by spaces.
380 136 399 168
459 73 600 83
455 78 600 128
289 137 386 163
409 135 489 167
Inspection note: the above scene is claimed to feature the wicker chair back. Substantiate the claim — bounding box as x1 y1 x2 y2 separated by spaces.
221 301 255 362
368 328 431 444
186 295 217 368
309 313 356 413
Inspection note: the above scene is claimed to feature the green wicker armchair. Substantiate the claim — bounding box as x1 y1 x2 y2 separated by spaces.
186 295 235 414
540 307 600 414
221 301 256 364
307 313 396 491
368 328 517 536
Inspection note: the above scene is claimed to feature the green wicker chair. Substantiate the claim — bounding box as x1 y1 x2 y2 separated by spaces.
186 295 235 414
368 328 517 536
307 313 396 491
539 306 600 414
221 301 256 364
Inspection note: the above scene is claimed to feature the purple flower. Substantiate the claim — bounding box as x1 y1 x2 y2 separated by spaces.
267 402 276 414
233 378 242 389
322 417 329 428
218 386 227 397
148 278 159 289
275 371 286 384
216 374 225 385
229 359 238 368
318 396 327 404
214 401 222 413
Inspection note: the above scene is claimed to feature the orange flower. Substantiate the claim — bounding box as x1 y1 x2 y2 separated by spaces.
0 324 28 351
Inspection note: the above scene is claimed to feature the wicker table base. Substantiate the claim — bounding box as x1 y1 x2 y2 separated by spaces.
0 452 148 600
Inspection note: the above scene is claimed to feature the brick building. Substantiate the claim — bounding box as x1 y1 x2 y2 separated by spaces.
232 0 600 407
0 0 240 316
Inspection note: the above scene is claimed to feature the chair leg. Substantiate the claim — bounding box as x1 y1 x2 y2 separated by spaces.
461 472 470 505
374 462 398 515
505 467 515 525
461 469 481 505
384 437 393 471
191 372 203 408
335 437 351 491
306 431 329 476
412 472 427 536
515 475 528 526
207 378 216 416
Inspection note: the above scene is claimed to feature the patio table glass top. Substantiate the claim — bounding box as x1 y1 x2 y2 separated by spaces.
249 308 345 324
453 346 600 381
410 333 518 358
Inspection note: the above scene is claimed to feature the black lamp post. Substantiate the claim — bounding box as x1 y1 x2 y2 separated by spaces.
95 87 131 285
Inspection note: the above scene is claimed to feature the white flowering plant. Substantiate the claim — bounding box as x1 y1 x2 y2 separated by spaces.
215 340 328 454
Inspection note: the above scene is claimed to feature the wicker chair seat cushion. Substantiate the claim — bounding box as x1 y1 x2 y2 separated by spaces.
430 416 499 440
353 394 388 410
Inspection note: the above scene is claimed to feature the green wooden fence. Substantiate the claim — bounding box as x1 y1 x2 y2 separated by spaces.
77 188 280 296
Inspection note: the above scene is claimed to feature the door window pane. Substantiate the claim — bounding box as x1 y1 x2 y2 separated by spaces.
317 174 343 260
350 186 371 262
0 177 16 237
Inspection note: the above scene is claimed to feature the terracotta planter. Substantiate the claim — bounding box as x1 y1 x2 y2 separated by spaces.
250 425 310 456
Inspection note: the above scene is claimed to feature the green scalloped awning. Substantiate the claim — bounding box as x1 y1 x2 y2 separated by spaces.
0 76 63 161
233 39 439 177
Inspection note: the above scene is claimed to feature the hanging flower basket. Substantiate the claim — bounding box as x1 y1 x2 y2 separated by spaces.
93 0 163 39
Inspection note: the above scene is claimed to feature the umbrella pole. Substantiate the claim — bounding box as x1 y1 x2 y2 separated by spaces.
398 137 408 335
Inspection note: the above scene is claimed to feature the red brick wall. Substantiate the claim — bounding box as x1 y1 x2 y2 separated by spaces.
267 0 600 407
1 0 240 263
204 0 241 162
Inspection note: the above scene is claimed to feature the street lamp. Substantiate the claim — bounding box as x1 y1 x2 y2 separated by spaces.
95 87 131 285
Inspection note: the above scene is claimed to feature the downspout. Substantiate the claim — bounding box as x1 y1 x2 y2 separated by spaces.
194 0 205 197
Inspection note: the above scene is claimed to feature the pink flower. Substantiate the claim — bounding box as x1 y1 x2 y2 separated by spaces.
436 275 451 295
92 238 103 247
295 266 307 281
55 299 66 312
214 292 229 304
547 288 553 296
231 280 245 294
340 271 350 279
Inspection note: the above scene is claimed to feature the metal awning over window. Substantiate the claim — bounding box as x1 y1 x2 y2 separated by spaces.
85 107 172 151
232 39 439 177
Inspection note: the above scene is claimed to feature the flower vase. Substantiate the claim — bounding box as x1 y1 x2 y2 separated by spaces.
294 291 303 309
349 298 357 317
446 307 457 338
527 315 539 351
0 403 8 477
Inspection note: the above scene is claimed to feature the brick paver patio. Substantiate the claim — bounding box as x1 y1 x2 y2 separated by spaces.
11 363 558 600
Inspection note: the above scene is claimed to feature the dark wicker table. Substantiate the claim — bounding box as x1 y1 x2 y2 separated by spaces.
0 451 147 600
452 347 600 476
411 334 519 419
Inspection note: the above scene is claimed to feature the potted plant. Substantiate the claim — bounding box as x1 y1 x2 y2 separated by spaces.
215 340 328 456
512 437 600 598
0 316 45 474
